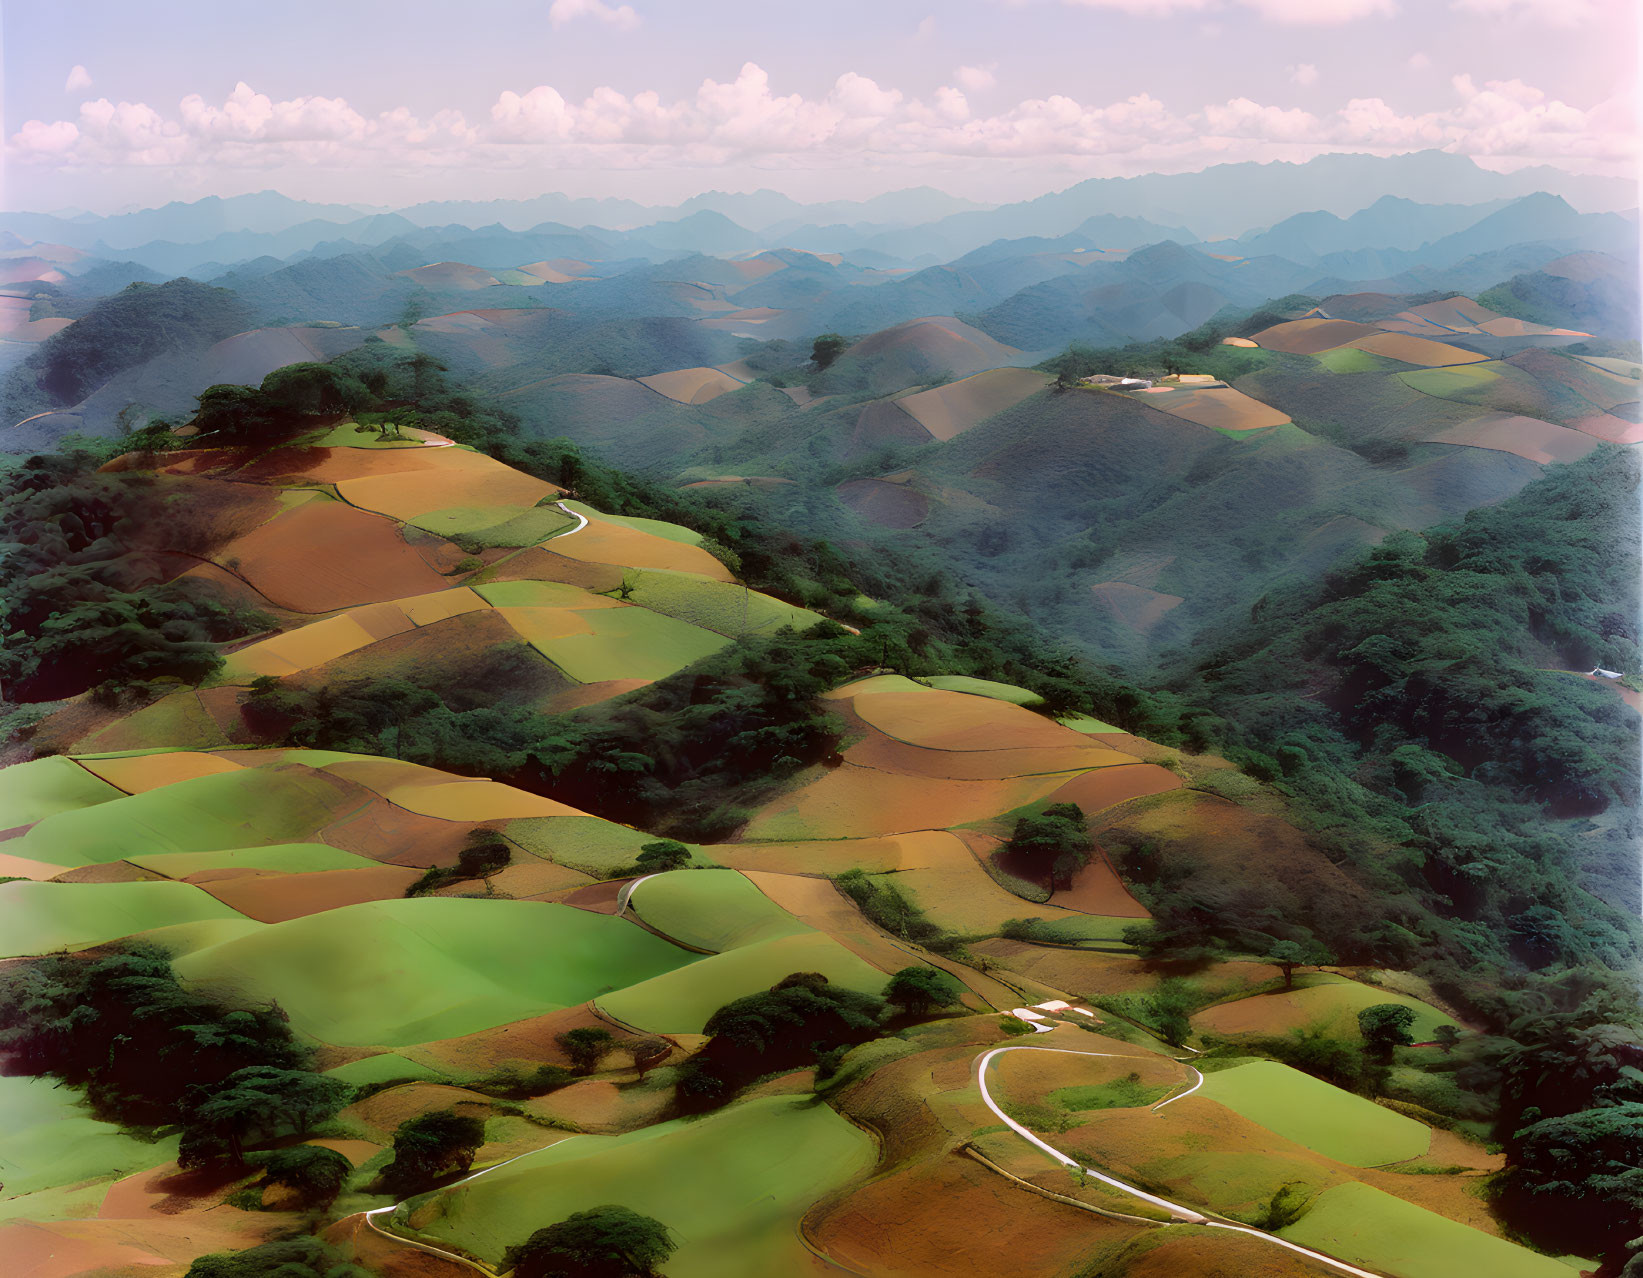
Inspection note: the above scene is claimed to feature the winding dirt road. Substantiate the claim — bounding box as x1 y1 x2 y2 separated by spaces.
975 1043 1385 1278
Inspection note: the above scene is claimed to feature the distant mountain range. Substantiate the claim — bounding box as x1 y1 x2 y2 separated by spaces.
2 152 1635 281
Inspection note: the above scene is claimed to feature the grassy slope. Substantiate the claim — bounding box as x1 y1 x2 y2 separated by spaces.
128 843 380 878
1200 1060 1430 1166
1280 1181 1576 1278
0 757 123 826
598 931 888 1034
12 767 351 868
173 898 694 1047
402 1095 875 1278
0 881 248 958
625 870 810 951
0 1073 180 1198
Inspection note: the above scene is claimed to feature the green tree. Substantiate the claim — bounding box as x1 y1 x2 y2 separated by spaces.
1358 1004 1418 1058
182 1066 349 1164
259 362 369 418
258 1144 352 1207
382 1108 487 1195
187 1238 367 1278
635 840 692 872
810 333 847 370
503 1205 675 1278
1143 978 1196 1047
558 1026 616 1073
1508 1102 1643 1258
1004 803 1093 891
1267 938 1330 991
884 966 962 1016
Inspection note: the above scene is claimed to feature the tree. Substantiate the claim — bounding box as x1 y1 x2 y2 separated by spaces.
1358 1004 1418 1058
1004 802 1093 891
635 840 691 872
258 1144 352 1207
884 966 962 1016
182 1065 349 1164
810 333 847 370
188 1238 367 1278
260 362 368 418
192 384 278 441
503 1205 675 1278
382 1109 487 1195
1508 1102 1643 1258
1267 938 1329 991
558 1026 616 1074
1433 1024 1462 1053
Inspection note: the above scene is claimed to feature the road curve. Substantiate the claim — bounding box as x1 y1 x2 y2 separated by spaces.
975 1044 1386 1278
356 1142 583 1274
615 872 659 916
553 500 590 537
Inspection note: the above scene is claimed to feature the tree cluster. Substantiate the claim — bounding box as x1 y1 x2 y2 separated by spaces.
0 946 346 1169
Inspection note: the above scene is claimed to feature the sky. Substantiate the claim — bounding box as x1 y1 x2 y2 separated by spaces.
2 0 1637 214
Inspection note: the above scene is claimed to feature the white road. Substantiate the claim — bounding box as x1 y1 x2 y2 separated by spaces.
975 1044 1386 1278
553 500 590 536
358 1141 582 1274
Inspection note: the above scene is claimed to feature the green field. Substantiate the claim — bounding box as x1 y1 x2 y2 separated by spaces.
1200 1060 1430 1166
920 675 1045 706
507 815 669 874
77 689 230 753
621 569 825 638
0 1073 180 1197
174 898 695 1047
410 504 574 547
306 422 430 449
0 756 122 827
399 1095 874 1278
598 931 887 1034
1201 972 1460 1043
0 880 249 957
540 607 729 683
564 501 704 545
1057 712 1123 733
1398 362 1505 401
13 766 350 868
129 842 379 878
1315 346 1409 374
324 1053 448 1087
1280 1181 1577 1278
626 871 807 951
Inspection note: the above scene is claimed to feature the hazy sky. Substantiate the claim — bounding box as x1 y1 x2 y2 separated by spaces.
3 0 1637 213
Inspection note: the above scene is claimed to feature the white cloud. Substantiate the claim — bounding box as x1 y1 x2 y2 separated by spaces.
13 118 80 154
1407 52 1431 70
915 15 937 38
1451 0 1601 24
8 64 1634 181
1288 63 1319 86
179 82 367 143
1055 0 1394 21
932 87 971 122
1057 0 1214 12
64 65 92 93
548 0 640 30
1241 0 1395 21
955 64 998 92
